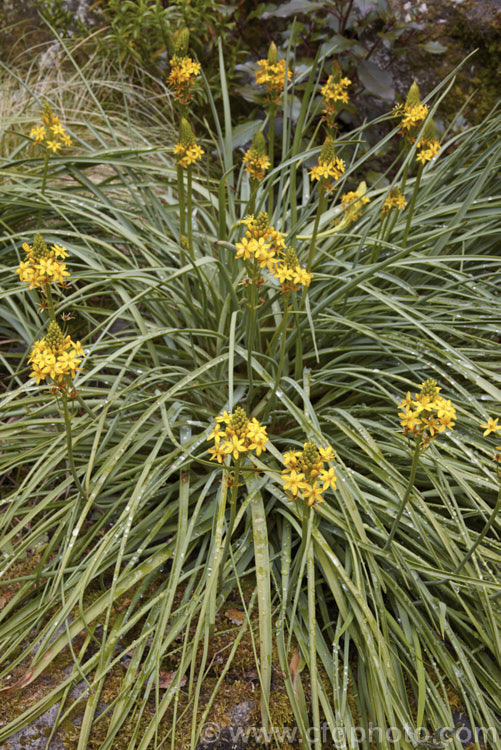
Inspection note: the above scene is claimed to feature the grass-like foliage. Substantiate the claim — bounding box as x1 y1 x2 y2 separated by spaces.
0 38 500 750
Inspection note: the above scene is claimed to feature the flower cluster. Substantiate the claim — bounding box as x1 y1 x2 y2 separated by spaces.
336 183 370 226
382 188 407 214
167 56 201 104
207 407 268 463
174 117 204 168
416 137 440 164
255 43 292 105
29 320 84 390
274 246 312 291
282 441 336 506
16 233 70 290
243 131 270 182
235 213 312 291
393 82 429 142
309 135 345 192
321 64 351 129
398 379 456 443
29 102 72 153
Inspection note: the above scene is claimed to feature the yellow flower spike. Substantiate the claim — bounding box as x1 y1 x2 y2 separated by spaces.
29 103 72 152
243 131 270 182
393 81 429 141
16 234 71 290
399 379 456 441
167 30 200 105
282 441 336 506
321 61 351 130
255 42 292 105
174 118 204 168
480 417 499 436
207 408 268 464
309 135 345 192
416 118 440 165
29 320 84 392
273 246 312 292
336 181 370 227
382 187 407 214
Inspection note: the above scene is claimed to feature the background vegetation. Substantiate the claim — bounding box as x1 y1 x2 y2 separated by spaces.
0 3 500 748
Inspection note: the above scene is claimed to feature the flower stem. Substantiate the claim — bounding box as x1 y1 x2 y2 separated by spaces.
401 164 423 249
453 493 501 575
177 164 186 246
37 151 50 229
187 165 194 261
384 440 422 550
306 186 326 274
61 391 86 500
267 106 276 217
246 270 258 403
264 292 290 419
218 460 242 592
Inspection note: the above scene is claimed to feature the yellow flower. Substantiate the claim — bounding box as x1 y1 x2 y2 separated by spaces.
336 182 370 226
243 149 270 181
255 57 292 104
29 104 72 152
303 482 324 507
318 445 335 462
310 135 345 191
480 417 499 436
208 444 226 463
282 470 306 496
167 55 201 103
382 188 407 214
52 244 69 259
16 234 71 290
46 139 62 153
207 408 267 464
320 467 337 491
309 158 345 186
399 409 422 432
416 138 440 164
174 142 204 168
283 450 300 469
28 321 84 390
399 379 456 442
29 125 46 143
292 267 312 287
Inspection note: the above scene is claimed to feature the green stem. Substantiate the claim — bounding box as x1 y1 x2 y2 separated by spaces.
401 164 422 248
267 106 276 217
248 178 257 216
37 151 50 229
370 211 390 265
384 440 422 550
45 285 57 322
453 493 501 575
61 391 86 500
218 459 242 592
306 187 326 274
246 270 258 404
187 166 194 261
264 292 290 419
177 164 186 245
307 529 321 745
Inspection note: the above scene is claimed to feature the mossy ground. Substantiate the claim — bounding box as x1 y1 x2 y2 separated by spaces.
1 558 474 750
